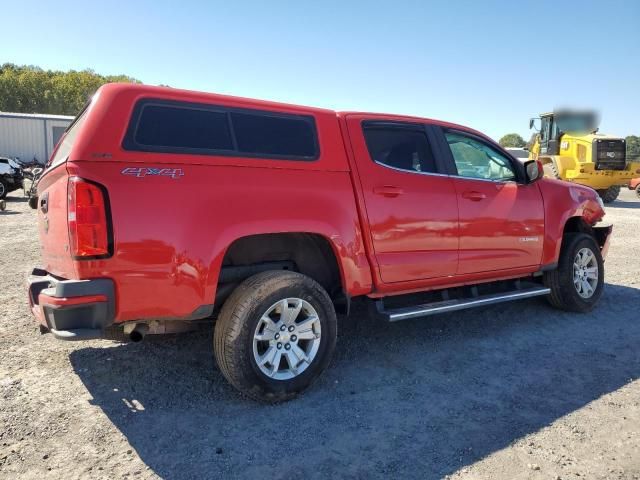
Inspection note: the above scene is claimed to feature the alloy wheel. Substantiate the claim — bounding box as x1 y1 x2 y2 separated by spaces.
252 298 321 380
573 247 599 299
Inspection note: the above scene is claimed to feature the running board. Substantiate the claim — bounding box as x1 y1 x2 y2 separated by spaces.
375 285 551 322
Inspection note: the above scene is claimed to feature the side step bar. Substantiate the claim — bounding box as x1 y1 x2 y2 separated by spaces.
375 285 551 322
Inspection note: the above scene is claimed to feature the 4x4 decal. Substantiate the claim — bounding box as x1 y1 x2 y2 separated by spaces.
121 167 184 179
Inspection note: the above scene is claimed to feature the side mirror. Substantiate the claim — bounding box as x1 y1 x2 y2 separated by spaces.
529 118 540 132
524 160 544 183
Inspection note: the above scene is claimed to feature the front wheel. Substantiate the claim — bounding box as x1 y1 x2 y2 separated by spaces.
597 185 620 204
544 233 604 312
214 271 337 402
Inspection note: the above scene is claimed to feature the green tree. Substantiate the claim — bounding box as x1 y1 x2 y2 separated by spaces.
626 135 640 160
499 133 526 148
0 63 140 116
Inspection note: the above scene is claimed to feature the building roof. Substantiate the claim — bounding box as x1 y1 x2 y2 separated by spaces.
0 111 74 121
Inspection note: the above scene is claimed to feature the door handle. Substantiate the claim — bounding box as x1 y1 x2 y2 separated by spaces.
40 192 49 213
462 191 486 201
373 186 404 197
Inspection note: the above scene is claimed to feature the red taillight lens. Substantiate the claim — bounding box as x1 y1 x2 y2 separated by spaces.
68 177 111 258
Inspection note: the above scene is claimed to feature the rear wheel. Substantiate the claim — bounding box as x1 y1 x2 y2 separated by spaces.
544 233 604 312
635 183 640 199
597 185 620 203
214 271 337 402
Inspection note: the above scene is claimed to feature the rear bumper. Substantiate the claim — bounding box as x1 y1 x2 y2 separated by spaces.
27 268 115 341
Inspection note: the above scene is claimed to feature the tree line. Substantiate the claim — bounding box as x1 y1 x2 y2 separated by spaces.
0 63 140 116
2 63 639 159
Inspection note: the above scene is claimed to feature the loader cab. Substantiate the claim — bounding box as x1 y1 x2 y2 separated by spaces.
536 113 561 156
530 110 600 157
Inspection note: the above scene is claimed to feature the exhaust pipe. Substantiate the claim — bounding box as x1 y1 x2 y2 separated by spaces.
129 323 149 343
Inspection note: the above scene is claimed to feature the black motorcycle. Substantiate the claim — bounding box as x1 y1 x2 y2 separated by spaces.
0 156 24 200
16 157 44 199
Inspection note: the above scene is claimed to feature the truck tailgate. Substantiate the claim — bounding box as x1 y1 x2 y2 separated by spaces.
36 163 76 279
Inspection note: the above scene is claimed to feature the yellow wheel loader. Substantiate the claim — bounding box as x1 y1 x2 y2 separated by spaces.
527 111 640 203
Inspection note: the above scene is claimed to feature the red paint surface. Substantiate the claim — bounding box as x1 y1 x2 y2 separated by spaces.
38 293 107 307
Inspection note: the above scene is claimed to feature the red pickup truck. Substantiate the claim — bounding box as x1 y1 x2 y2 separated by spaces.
28 84 612 401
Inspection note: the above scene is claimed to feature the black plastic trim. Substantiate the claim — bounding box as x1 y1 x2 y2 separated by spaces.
539 262 558 272
592 223 613 250
28 269 116 332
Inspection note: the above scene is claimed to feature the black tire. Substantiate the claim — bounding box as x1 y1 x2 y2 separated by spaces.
214 271 337 402
635 184 640 199
544 233 604 313
545 161 561 179
0 179 7 200
597 185 620 204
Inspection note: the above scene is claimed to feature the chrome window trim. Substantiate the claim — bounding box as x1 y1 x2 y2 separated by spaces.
373 160 450 178
448 173 520 185
373 160 524 185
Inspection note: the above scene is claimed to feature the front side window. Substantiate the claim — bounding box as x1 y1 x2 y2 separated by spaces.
445 131 516 181
363 124 437 174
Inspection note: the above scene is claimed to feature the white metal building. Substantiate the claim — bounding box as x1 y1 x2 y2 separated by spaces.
0 112 74 164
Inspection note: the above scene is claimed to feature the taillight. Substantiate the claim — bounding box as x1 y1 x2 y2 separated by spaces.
68 177 112 258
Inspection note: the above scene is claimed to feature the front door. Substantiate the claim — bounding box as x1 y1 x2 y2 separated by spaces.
441 129 545 274
346 116 459 283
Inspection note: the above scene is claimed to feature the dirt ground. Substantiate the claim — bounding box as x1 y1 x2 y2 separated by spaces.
1 189 639 480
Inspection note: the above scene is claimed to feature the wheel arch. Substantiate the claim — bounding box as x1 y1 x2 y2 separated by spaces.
213 231 351 314
555 216 606 262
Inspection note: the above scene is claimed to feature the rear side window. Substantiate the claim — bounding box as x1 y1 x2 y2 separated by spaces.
363 123 437 173
231 112 316 157
47 109 89 170
134 105 233 151
124 100 318 160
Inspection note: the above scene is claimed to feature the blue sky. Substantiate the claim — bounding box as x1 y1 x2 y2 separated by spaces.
3 0 639 140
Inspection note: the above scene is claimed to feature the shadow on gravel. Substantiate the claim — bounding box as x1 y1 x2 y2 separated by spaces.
5 195 28 203
70 283 640 479
608 200 640 209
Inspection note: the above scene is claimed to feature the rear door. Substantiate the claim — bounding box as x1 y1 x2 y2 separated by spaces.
439 128 544 274
346 115 459 283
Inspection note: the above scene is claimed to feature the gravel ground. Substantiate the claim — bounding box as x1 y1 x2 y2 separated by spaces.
0 189 639 480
